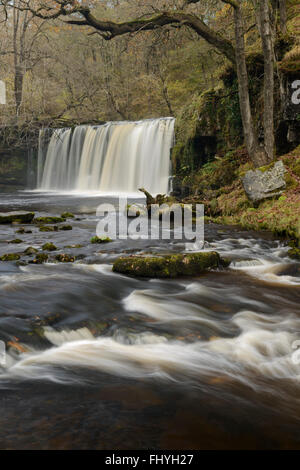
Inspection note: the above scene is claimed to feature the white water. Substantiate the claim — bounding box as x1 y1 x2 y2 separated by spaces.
37 118 175 194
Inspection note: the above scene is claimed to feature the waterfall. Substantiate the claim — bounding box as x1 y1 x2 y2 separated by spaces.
37 118 175 194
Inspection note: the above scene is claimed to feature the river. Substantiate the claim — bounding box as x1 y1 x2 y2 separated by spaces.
0 191 299 449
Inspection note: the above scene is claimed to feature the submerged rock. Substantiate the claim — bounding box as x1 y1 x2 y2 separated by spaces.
59 225 72 231
32 253 49 264
34 216 65 224
61 212 75 219
1 253 21 261
55 254 76 263
8 239 23 244
0 211 35 224
39 225 58 232
242 160 286 203
42 242 57 251
91 236 112 244
16 227 32 234
113 251 227 278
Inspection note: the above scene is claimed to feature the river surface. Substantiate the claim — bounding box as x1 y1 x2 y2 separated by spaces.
0 191 299 450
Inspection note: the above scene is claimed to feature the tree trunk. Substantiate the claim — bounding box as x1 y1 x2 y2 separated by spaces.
14 65 24 117
279 0 287 34
233 5 267 167
259 0 275 162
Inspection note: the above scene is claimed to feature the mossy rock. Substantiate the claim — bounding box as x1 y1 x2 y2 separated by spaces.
24 247 39 255
34 216 65 224
8 239 23 244
39 225 58 232
59 225 72 231
0 212 35 224
288 248 300 260
61 212 75 219
55 254 76 263
113 251 227 278
42 243 57 252
32 253 49 264
91 236 112 244
0 253 21 261
16 228 32 234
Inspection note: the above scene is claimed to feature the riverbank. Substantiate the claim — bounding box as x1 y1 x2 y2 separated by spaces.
178 145 300 246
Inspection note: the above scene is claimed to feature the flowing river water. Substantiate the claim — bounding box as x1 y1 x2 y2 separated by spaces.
0 191 299 450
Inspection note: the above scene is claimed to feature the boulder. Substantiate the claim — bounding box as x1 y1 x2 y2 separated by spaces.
34 216 65 224
242 160 286 203
0 211 35 224
112 251 228 278
0 253 21 261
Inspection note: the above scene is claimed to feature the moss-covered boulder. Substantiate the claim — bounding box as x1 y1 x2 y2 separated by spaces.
24 247 38 255
34 216 65 224
39 225 58 232
0 212 35 224
0 253 21 261
8 239 23 244
55 254 76 263
59 225 72 231
42 243 57 252
288 248 300 260
91 236 112 244
32 253 49 264
113 251 227 278
61 212 75 219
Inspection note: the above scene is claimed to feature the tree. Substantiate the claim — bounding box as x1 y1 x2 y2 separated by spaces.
9 0 280 166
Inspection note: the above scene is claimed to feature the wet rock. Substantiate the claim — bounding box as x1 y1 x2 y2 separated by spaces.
91 236 112 244
61 212 75 219
16 260 28 266
113 251 226 278
34 216 65 224
39 225 58 232
55 254 76 263
32 253 49 264
288 248 300 260
0 211 35 224
127 204 147 218
1 253 21 261
42 243 57 252
16 228 32 234
242 160 287 203
59 225 72 231
24 247 38 255
8 239 23 244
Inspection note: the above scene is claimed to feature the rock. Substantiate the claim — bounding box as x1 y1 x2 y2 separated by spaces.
0 211 35 224
55 254 76 263
24 247 38 255
90 236 112 244
16 228 32 234
1 253 21 261
39 225 58 232
59 225 72 231
127 204 147 218
288 248 300 260
34 216 65 224
242 160 287 203
42 243 57 251
61 212 75 219
113 251 227 278
32 253 48 264
8 239 23 244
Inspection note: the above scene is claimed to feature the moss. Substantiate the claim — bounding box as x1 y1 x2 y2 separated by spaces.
59 225 73 231
32 253 48 264
113 251 226 278
91 236 112 244
16 228 32 234
55 254 76 263
1 253 21 261
39 225 58 232
42 243 57 251
34 216 65 224
8 239 23 244
61 212 75 219
288 248 300 260
0 212 35 224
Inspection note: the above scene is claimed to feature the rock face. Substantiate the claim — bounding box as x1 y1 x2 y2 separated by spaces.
0 211 35 224
113 252 228 278
242 161 286 203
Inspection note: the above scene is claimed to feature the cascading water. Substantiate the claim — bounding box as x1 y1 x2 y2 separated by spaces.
37 118 175 194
